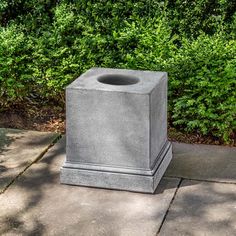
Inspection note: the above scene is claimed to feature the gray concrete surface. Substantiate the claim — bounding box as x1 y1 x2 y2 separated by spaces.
159 180 236 236
0 128 58 192
63 68 171 192
166 142 236 183
0 137 180 236
1 130 236 236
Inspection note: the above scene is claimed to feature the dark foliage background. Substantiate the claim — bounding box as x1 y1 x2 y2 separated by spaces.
0 0 235 142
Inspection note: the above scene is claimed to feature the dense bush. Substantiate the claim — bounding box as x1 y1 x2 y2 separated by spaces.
0 0 235 142
0 24 33 106
167 34 236 141
167 0 236 37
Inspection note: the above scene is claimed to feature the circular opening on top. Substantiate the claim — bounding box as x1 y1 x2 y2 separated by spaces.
97 74 140 85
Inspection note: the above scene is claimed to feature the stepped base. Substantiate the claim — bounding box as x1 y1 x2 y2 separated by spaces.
60 142 172 193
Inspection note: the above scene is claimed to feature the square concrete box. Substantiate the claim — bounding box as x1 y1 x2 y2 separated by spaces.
60 68 172 193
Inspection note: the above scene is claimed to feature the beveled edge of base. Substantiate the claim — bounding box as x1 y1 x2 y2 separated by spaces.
60 143 172 193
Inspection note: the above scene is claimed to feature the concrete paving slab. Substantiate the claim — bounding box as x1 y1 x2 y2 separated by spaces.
0 137 180 236
166 142 236 183
159 180 236 236
0 128 59 192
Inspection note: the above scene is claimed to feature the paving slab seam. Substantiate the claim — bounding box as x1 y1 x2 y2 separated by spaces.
166 175 236 185
0 134 62 195
156 178 183 235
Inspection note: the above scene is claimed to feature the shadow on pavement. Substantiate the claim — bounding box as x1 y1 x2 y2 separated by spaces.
0 137 64 235
0 128 25 155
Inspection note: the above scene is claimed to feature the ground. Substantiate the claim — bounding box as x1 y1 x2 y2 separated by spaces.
0 104 65 134
0 128 236 235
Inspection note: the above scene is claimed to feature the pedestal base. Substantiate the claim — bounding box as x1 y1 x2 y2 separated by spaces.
60 142 172 193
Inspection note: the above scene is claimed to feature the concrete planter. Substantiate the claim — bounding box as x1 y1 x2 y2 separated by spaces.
60 68 172 193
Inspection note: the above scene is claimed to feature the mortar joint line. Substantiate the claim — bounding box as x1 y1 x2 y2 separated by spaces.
166 175 236 185
156 177 183 235
0 134 62 195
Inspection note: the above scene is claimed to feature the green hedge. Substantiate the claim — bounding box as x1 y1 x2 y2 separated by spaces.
0 1 235 142
167 34 236 141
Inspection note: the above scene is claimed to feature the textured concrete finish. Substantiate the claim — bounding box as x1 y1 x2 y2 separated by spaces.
159 180 236 236
62 68 172 192
0 137 180 236
0 128 58 192
166 142 236 183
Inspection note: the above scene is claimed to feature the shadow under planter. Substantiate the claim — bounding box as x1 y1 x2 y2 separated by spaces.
60 68 172 193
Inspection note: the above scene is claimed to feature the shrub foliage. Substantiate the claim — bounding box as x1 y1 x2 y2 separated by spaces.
0 0 235 142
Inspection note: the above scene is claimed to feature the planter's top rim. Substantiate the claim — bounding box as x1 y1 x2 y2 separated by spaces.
67 67 167 94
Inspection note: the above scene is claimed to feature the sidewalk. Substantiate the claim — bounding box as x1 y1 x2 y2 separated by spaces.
0 128 235 235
